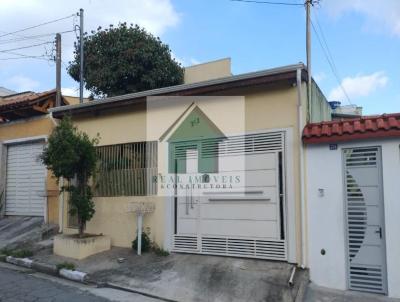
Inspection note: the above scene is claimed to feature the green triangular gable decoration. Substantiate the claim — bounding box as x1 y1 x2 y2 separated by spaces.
167 106 226 174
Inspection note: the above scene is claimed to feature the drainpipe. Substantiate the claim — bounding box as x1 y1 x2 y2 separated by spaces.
296 67 307 269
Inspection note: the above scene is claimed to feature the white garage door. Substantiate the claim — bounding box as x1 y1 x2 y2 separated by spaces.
5 142 46 216
173 132 286 260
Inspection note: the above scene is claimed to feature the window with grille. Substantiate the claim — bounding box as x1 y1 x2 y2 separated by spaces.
94 141 158 196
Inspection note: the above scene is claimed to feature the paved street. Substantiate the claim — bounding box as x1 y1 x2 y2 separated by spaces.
0 264 159 302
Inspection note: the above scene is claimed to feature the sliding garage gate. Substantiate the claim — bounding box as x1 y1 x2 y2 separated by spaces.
5 142 46 216
172 132 287 260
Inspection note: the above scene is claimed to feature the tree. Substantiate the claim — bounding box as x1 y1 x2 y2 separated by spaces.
41 117 99 237
68 23 184 97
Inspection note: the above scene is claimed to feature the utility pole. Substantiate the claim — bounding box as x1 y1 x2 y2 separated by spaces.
79 8 84 104
305 0 312 122
55 33 61 107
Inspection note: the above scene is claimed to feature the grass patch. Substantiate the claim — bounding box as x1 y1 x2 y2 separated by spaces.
11 249 33 258
0 248 12 256
56 262 76 271
0 248 33 258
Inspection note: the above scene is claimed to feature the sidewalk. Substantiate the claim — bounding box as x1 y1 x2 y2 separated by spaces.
305 283 400 302
33 247 308 302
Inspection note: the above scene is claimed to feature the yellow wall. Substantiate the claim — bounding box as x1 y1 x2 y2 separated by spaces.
0 116 59 224
65 84 303 261
184 58 232 84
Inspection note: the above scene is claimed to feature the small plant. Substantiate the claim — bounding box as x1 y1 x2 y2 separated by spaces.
11 249 33 258
132 231 151 253
0 248 12 256
0 248 33 258
56 262 76 271
153 245 169 257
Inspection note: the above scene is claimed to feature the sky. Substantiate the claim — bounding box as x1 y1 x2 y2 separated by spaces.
0 0 398 115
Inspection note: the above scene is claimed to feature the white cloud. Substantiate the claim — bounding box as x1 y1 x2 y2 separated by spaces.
189 58 201 66
61 87 90 98
328 71 388 101
6 75 40 92
323 0 400 37
170 53 201 67
0 0 180 62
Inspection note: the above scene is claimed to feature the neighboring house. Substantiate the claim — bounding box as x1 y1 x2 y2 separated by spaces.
51 62 332 266
303 114 400 298
0 90 69 224
0 87 17 97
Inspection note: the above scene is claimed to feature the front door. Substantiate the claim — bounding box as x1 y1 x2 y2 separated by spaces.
175 148 199 248
344 146 387 294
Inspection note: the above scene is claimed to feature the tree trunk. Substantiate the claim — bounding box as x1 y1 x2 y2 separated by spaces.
78 215 84 238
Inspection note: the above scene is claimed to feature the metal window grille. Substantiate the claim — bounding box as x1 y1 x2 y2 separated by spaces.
94 141 158 196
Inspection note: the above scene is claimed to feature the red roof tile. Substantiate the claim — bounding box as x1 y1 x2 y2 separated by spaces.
303 113 400 144
0 89 56 109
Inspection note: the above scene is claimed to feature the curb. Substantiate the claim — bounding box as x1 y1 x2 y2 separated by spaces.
59 268 88 282
104 282 179 302
1 255 88 283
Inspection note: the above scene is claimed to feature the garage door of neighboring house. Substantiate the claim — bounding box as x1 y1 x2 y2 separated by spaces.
5 142 46 216
344 147 388 294
173 132 286 260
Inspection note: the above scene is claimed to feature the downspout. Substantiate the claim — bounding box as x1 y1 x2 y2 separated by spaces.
296 68 307 269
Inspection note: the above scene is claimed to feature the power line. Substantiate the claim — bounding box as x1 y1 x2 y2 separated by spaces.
0 41 53 54
230 0 303 6
310 18 352 104
0 14 75 39
2 50 51 60
0 55 49 61
313 11 339 81
0 30 74 45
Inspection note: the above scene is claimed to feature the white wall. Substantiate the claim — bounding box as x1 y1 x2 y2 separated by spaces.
306 138 400 299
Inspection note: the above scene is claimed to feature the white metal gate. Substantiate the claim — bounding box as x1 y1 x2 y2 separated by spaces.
173 132 286 260
344 147 387 294
5 142 46 216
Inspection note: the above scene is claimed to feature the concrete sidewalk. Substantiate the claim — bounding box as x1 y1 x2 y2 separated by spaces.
34 247 308 302
305 283 400 302
0 216 43 250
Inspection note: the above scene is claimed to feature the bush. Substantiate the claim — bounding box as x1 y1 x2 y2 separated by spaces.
11 249 33 258
0 248 33 258
153 245 169 257
56 262 76 271
0 248 12 256
132 231 151 253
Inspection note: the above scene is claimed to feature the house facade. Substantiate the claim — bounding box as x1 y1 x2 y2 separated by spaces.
51 63 332 266
303 114 400 298
0 90 71 224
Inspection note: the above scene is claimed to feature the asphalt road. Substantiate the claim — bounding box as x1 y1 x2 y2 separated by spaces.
0 264 159 302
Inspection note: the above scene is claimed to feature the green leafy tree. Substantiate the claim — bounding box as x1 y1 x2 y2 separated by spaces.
41 117 99 237
68 23 184 97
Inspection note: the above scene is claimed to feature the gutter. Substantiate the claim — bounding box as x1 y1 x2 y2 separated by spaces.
296 68 307 269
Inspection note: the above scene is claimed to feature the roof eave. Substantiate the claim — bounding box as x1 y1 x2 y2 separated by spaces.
303 130 400 144
51 63 307 118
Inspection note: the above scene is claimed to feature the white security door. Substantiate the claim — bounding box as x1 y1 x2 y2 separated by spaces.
173 132 286 260
5 142 46 216
176 149 199 235
344 147 387 294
